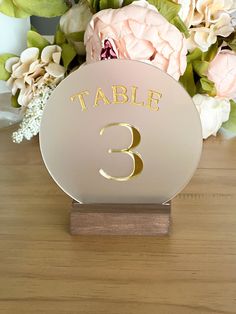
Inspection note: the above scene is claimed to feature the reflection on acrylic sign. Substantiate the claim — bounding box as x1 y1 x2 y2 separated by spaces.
39 60 202 204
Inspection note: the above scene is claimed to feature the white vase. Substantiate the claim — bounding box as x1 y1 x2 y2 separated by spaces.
0 12 30 128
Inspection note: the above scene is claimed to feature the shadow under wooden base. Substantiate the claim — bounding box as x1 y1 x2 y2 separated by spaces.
70 202 171 235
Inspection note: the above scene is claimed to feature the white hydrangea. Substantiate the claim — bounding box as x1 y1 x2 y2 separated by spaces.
12 84 55 143
6 46 65 108
174 0 235 52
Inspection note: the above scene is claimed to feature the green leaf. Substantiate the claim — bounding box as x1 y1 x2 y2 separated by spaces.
122 0 133 6
148 0 180 22
202 42 218 62
0 53 16 81
61 43 76 69
192 60 209 77
99 0 120 10
179 63 196 97
13 0 71 17
228 34 236 52
11 91 21 108
30 24 38 32
66 31 85 42
0 0 29 17
86 0 100 12
77 54 86 66
54 27 66 46
0 0 15 16
27 31 50 51
171 16 189 38
221 32 236 52
223 100 236 133
197 77 216 97
187 48 203 63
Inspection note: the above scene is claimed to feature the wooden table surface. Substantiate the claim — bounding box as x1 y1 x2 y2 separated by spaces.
0 125 236 314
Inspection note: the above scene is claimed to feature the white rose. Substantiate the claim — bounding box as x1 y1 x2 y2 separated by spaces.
60 0 93 55
193 94 231 139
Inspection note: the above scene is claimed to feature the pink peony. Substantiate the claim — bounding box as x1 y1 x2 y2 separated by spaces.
84 1 187 80
207 50 236 100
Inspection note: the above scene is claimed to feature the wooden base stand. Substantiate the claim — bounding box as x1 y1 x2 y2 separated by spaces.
70 202 171 235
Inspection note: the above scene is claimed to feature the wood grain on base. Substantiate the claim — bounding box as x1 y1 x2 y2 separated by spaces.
71 203 170 235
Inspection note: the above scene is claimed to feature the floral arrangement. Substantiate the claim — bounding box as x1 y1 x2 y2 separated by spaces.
0 0 236 142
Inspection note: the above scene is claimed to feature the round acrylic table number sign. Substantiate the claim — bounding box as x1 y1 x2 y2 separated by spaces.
40 60 202 204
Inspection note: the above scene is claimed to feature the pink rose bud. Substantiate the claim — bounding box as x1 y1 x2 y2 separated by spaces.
84 1 187 80
207 50 236 100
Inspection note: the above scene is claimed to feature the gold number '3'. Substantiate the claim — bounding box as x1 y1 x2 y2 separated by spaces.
99 123 143 181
